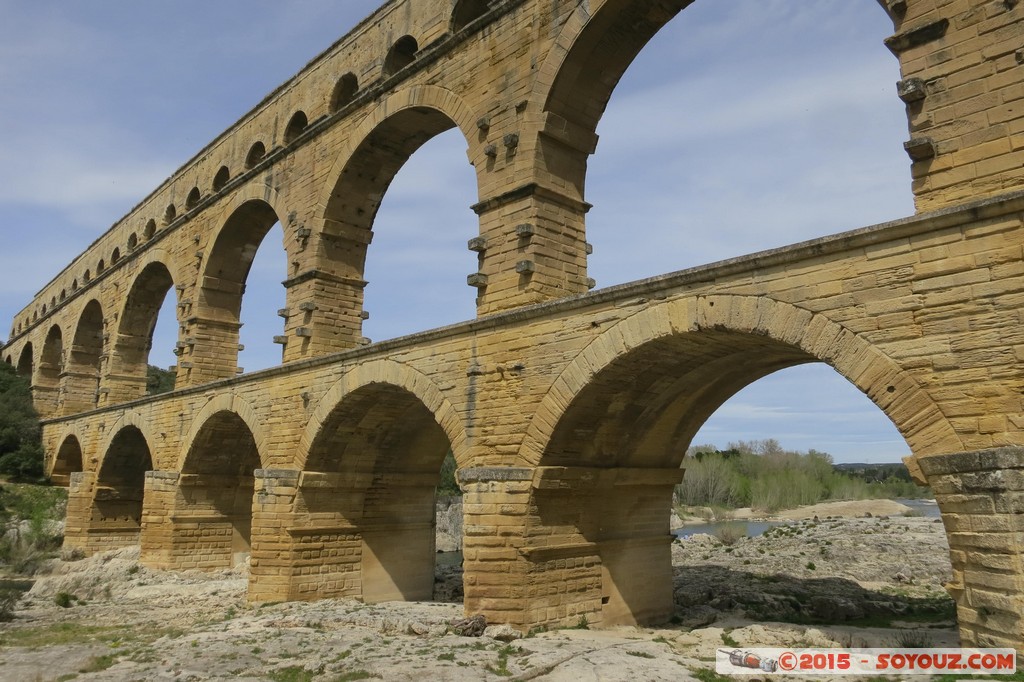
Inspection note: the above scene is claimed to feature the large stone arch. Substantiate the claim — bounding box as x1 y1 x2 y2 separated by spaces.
16 342 33 380
178 393 269 472
306 86 480 348
514 294 961 629
61 299 104 415
251 359 469 604
299 357 468 469
64 423 153 555
187 189 289 385
95 410 164 471
521 295 961 468
36 324 64 417
144 395 269 571
106 249 184 403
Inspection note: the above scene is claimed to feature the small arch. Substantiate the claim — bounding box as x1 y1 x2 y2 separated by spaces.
83 270 91 284
330 73 358 112
51 435 83 487
4 354 11 365
245 142 266 169
41 304 47 314
32 311 38 322
144 219 157 240
185 186 202 210
163 203 177 225
283 111 308 144
111 247 121 264
213 166 230 192
60 289 66 301
383 36 418 78
50 296 56 307
72 279 79 291
97 259 105 274
451 0 490 32
128 233 139 250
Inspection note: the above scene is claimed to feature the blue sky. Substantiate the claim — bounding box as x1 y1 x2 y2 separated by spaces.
0 1 918 463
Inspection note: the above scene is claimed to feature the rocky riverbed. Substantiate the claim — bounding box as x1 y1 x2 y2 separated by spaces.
0 513 961 681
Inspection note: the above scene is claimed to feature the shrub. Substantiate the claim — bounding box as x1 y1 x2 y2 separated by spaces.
714 522 746 546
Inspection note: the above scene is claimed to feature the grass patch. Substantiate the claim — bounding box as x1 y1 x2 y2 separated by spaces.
720 631 739 647
78 653 117 673
690 668 733 682
268 666 322 682
332 672 379 681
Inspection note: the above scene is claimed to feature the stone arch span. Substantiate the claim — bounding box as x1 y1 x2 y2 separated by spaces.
299 358 468 470
521 295 960 469
107 249 183 403
189 188 289 385
37 324 64 417
62 299 104 415
145 396 268 571
49 433 84 487
178 393 269 472
255 359 467 604
516 294 961 629
311 86 479 346
63 424 153 555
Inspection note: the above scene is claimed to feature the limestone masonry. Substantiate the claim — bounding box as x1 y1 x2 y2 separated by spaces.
3 0 1024 653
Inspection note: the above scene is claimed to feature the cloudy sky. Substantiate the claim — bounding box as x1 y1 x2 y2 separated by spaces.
0 0 918 463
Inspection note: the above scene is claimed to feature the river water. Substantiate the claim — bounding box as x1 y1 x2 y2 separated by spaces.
674 498 941 540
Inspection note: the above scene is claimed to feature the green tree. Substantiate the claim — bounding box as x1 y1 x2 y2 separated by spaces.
146 365 176 395
0 363 44 481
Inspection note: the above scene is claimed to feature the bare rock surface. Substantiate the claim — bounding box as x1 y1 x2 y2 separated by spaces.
0 515 959 681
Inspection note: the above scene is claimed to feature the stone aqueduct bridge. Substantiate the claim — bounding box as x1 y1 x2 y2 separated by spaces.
3 0 1024 650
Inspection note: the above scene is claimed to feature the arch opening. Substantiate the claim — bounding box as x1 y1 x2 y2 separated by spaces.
108 261 177 402
62 301 104 414
51 435 83 487
527 326 924 630
330 73 358 112
322 107 476 342
37 325 63 417
93 426 152 548
143 219 156 240
245 142 266 169
16 343 33 379
304 383 456 603
539 1 909 292
284 111 308 144
191 199 285 381
451 0 491 32
382 36 418 78
177 411 262 568
213 165 231 192
185 186 202 210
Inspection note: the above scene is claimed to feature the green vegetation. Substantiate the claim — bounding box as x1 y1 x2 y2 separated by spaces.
146 364 176 396
437 450 460 498
0 482 66 575
0 363 44 481
79 653 118 673
676 440 928 512
690 668 733 682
